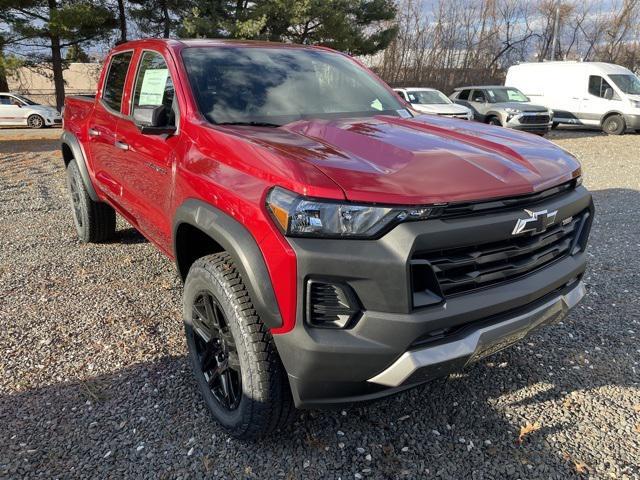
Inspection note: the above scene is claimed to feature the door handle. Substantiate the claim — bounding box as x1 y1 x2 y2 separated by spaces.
88 127 100 137
115 140 129 151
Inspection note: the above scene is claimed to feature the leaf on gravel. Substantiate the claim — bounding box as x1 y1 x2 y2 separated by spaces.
633 404 640 413
517 421 541 444
202 456 212 472
633 424 640 434
574 460 589 474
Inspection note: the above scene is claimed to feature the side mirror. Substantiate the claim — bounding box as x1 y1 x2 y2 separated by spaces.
133 105 176 135
603 87 614 100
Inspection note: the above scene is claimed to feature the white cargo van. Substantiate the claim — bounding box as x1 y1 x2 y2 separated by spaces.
505 62 640 134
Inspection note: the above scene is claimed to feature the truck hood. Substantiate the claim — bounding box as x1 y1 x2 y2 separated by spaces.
225 114 580 205
412 103 471 115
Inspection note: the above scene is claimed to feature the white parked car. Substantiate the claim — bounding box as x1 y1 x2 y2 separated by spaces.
0 93 62 128
506 61 640 135
394 87 473 120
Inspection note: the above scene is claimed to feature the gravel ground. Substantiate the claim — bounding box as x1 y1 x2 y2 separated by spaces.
0 129 639 479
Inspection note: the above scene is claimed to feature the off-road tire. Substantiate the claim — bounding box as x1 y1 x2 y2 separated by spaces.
183 252 293 439
65 159 116 243
27 114 45 129
602 114 625 135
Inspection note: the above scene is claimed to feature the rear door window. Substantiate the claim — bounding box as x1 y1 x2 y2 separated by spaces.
102 51 134 112
457 90 470 100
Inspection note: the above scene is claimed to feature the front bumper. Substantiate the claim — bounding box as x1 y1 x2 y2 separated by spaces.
273 186 593 408
45 117 62 126
369 280 585 387
623 113 640 130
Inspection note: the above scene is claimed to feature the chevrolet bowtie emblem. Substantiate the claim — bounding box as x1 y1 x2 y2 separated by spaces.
512 209 558 235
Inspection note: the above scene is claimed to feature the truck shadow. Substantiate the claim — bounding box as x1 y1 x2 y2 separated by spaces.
1 188 638 479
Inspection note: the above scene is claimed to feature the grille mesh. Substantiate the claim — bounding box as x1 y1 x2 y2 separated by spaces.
412 210 589 296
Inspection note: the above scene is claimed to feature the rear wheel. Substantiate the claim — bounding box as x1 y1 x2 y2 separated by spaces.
552 122 559 129
602 114 625 135
27 114 44 129
184 252 293 439
66 159 116 243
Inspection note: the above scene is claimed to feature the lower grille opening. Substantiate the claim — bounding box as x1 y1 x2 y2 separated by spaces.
306 279 360 328
520 115 550 124
412 210 590 297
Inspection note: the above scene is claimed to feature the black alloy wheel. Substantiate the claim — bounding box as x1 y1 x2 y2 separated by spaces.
191 292 242 411
68 172 84 230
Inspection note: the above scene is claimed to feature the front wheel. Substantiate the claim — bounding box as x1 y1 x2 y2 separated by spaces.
183 252 293 439
27 114 45 129
602 114 626 135
488 117 502 126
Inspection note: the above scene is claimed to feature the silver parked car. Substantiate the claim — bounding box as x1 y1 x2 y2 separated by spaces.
394 87 473 120
450 86 553 135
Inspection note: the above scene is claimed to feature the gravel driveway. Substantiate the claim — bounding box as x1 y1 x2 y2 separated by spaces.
1 129 639 479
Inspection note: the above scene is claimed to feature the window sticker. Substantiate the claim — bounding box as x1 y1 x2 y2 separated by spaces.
371 98 383 111
487 90 495 98
139 68 168 105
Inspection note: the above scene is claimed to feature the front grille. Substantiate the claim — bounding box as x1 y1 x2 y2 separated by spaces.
520 114 550 125
412 210 589 297
442 113 469 120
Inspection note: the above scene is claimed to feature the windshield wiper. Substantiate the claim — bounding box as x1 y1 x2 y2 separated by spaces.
216 121 281 128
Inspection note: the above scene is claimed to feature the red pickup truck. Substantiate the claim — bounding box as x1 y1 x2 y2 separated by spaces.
62 39 593 438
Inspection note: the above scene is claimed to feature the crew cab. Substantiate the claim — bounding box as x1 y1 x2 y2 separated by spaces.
62 39 593 439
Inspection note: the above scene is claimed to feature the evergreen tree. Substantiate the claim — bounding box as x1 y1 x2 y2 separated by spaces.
180 0 398 55
65 44 91 63
0 0 116 109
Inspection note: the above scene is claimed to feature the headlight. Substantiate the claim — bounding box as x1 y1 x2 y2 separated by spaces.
266 187 433 238
631 100 640 108
505 107 521 114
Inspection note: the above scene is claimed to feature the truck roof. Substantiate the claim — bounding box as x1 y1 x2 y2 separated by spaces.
110 38 331 54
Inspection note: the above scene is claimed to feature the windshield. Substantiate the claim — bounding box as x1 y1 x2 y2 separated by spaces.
181 47 407 126
609 74 640 95
13 94 39 106
406 90 451 105
486 88 529 103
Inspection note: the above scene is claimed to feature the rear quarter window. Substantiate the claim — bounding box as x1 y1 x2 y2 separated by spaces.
102 51 134 112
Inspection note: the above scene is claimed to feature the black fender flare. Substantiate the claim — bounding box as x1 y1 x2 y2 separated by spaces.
60 131 99 201
173 199 284 330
